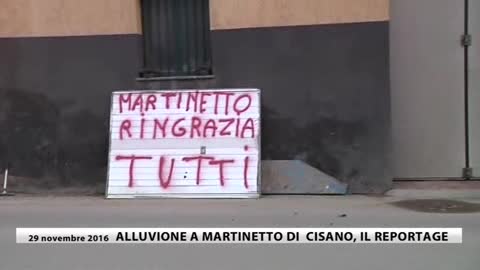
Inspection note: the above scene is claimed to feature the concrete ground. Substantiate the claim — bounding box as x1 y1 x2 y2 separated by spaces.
0 194 479 270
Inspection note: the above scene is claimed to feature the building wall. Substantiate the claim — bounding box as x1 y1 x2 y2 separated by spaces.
210 0 389 29
0 0 391 193
0 0 141 37
0 0 388 36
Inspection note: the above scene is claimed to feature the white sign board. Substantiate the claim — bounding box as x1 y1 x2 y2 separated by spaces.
106 89 261 198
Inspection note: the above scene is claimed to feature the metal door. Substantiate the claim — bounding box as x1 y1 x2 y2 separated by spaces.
391 0 465 179
468 0 480 177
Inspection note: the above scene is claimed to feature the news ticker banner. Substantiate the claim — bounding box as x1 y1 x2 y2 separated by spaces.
17 228 462 244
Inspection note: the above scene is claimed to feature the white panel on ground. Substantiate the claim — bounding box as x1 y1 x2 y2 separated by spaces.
106 89 261 198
